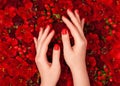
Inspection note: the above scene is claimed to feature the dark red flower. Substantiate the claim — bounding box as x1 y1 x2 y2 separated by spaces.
87 57 96 68
0 0 120 85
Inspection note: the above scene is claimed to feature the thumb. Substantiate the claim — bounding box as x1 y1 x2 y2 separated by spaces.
61 28 72 51
52 44 61 67
33 37 38 50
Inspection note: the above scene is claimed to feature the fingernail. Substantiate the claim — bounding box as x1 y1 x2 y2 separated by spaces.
76 9 79 13
39 27 41 30
51 29 54 33
83 18 85 21
62 16 65 19
54 44 59 50
51 29 53 31
47 24 52 28
49 24 52 28
67 8 71 12
47 25 50 28
61 28 67 35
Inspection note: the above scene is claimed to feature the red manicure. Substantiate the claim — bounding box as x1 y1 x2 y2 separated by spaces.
51 29 54 33
76 9 79 13
47 24 52 28
67 8 72 12
54 44 60 50
61 28 67 35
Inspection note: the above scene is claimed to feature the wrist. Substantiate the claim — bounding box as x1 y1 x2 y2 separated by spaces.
70 60 87 72
69 62 90 86
40 82 56 86
40 83 56 86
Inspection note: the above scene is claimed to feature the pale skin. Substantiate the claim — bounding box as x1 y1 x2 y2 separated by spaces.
34 9 90 86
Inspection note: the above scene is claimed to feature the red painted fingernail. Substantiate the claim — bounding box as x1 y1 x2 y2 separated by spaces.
67 8 71 12
54 44 59 50
76 9 79 13
47 24 50 28
61 28 67 35
47 24 52 28
62 16 65 19
51 29 54 32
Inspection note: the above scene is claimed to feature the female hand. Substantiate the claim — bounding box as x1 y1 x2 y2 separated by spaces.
34 26 61 86
61 9 90 86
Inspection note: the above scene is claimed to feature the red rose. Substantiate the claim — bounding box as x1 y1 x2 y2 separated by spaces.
15 24 33 43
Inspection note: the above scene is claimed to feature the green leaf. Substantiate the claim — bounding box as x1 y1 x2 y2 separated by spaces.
53 14 61 19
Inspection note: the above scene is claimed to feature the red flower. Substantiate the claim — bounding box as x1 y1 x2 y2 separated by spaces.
15 24 33 43
86 33 100 55
24 2 33 9
87 57 96 68
0 0 120 85
0 0 7 9
4 6 16 18
0 10 13 27
17 6 36 21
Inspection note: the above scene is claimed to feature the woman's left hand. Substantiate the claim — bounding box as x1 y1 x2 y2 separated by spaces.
34 25 61 86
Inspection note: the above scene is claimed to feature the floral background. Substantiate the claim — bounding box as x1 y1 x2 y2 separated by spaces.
0 0 120 86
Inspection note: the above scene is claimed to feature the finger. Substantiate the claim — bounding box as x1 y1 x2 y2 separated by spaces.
61 28 72 51
67 9 85 37
74 10 85 30
52 44 60 67
40 30 55 56
35 56 50 71
74 9 81 23
36 30 54 68
38 27 43 41
74 9 84 31
62 16 83 46
67 9 80 30
33 37 38 50
81 18 85 30
37 25 50 52
38 25 50 44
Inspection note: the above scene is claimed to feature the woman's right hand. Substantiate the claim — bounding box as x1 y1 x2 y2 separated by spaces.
61 9 87 70
61 9 90 86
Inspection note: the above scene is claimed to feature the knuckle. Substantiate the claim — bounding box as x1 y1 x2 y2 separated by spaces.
35 57 42 64
78 39 87 47
35 58 39 63
84 39 87 46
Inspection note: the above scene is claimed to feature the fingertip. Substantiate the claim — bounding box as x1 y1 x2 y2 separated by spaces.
67 9 70 16
82 18 85 28
40 27 43 30
46 25 51 30
51 29 55 34
62 16 67 24
33 37 37 49
67 8 72 13
62 16 66 20
61 28 68 35
75 9 79 14
67 9 69 13
49 29 55 38
82 18 85 22
54 44 60 50
33 37 36 43
39 27 43 33
33 37 35 40
52 44 60 64
61 29 72 51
